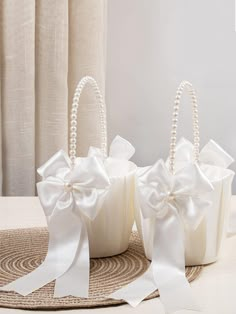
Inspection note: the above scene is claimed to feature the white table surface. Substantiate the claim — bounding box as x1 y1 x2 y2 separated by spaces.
0 197 236 314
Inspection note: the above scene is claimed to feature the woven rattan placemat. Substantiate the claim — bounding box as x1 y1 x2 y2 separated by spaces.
0 228 202 310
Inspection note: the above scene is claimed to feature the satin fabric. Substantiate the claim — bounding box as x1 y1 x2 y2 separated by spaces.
174 138 235 265
110 159 213 312
86 135 136 258
0 150 110 297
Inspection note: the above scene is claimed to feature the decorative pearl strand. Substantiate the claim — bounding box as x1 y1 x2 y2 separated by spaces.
69 76 107 163
169 81 200 175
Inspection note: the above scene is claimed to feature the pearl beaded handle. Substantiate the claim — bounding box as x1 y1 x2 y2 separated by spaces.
69 76 107 163
169 81 200 174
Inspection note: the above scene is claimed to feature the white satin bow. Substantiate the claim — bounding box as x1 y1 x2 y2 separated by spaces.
110 160 213 313
88 135 135 178
172 137 234 169
88 135 135 160
1 150 110 297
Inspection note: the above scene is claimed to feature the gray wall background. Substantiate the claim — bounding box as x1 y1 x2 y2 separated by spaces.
106 0 236 193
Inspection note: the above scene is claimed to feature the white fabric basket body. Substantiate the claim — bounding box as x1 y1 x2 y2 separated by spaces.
86 162 136 258
185 164 234 265
135 165 234 265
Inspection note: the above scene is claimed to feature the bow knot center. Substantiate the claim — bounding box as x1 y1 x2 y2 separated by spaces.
164 191 175 203
64 182 73 192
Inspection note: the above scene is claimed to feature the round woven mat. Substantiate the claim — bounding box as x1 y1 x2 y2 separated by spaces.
0 228 202 310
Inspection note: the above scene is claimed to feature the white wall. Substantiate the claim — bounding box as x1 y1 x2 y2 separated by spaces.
106 0 236 191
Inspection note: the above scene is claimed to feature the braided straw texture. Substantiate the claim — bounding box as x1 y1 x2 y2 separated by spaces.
0 229 202 310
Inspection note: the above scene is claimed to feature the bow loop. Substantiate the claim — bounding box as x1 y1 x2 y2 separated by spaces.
200 139 234 168
69 157 110 189
88 135 135 161
37 179 65 217
173 163 213 197
172 137 234 168
37 150 71 180
109 135 135 160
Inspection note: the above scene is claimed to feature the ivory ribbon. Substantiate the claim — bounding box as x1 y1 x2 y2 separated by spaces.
88 135 135 160
110 160 213 313
88 135 136 177
172 137 234 169
0 150 110 297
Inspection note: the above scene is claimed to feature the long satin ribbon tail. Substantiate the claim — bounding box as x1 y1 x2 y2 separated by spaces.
109 265 157 307
0 208 81 296
152 211 200 313
54 219 90 298
110 210 200 313
157 274 200 314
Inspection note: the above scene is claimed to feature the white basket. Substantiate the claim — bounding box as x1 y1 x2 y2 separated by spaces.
135 81 234 266
69 76 136 257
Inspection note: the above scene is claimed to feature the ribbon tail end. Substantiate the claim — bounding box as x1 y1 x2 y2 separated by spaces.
0 283 33 297
108 292 140 308
54 289 89 299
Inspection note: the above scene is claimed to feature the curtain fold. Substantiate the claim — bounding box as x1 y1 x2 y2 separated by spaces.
35 0 69 176
0 0 107 196
68 0 107 157
0 0 35 196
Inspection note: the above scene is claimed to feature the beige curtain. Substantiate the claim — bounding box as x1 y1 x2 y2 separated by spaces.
0 0 107 196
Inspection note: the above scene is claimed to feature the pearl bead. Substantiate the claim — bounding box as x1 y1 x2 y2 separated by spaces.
71 108 77 115
173 112 178 118
76 87 82 93
69 149 76 156
72 102 78 108
70 126 76 133
71 120 77 126
73 95 79 102
70 138 76 144
70 132 77 138
71 113 77 120
64 182 73 192
70 144 76 150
